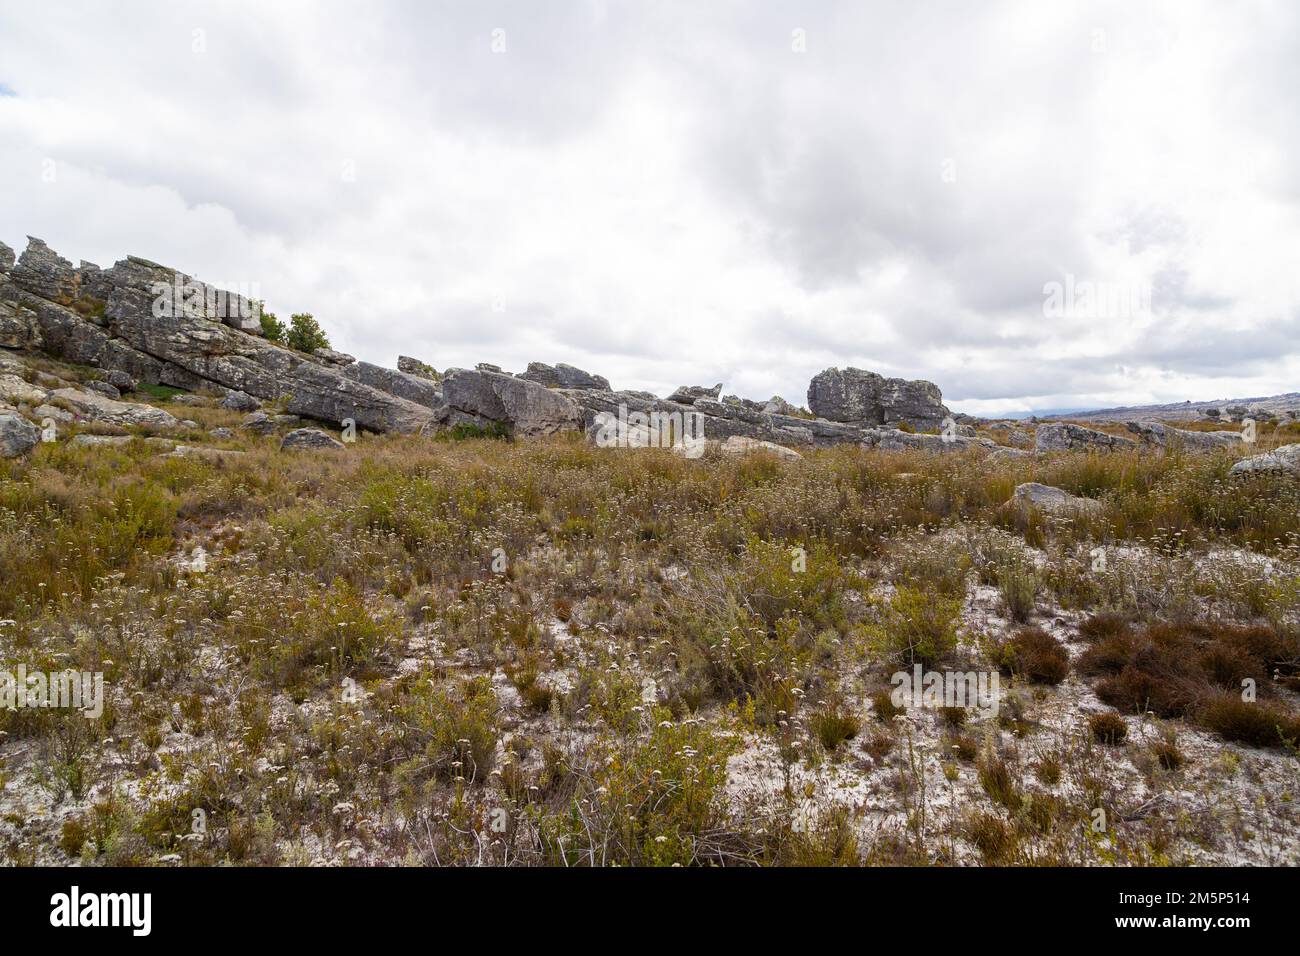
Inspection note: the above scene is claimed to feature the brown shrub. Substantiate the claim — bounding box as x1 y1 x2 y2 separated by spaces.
996 626 1069 685
1197 695 1300 748
1089 711 1128 745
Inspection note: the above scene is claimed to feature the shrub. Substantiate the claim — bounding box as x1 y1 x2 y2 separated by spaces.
1197 695 1300 748
977 750 1022 810
286 312 330 353
863 586 961 667
259 309 286 342
967 811 1016 863
995 626 1069 684
810 701 860 752
871 689 905 722
1089 711 1128 745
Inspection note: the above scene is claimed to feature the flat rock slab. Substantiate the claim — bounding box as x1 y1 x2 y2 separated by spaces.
50 387 179 431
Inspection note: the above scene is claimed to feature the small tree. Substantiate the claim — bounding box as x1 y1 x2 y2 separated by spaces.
286 313 330 353
259 308 286 342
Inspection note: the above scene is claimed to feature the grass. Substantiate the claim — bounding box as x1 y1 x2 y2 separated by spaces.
2 355 1299 866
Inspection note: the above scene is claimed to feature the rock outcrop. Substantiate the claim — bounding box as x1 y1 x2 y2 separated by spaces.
0 411 40 458
1229 444 1300 477
807 367 949 431
0 238 438 434
443 367 582 437
518 362 610 391
1034 422 1137 453
50 387 179 430
666 383 723 405
1124 420 1243 451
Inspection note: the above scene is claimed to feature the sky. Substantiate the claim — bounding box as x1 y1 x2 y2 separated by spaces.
1 0 1296 417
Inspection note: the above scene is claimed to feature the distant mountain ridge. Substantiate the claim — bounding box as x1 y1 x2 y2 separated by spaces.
1042 392 1300 423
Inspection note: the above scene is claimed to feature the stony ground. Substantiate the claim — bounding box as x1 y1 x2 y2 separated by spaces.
1 355 1299 867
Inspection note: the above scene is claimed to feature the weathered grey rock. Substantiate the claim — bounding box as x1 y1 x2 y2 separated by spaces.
1124 420 1244 451
720 435 802 461
807 367 949 431
220 390 261 412
33 404 74 424
443 367 581 437
49 388 179 430
0 242 14 274
70 434 174 449
1 241 439 434
518 362 611 391
0 373 46 406
762 396 800 417
166 444 249 463
240 411 276 434
209 427 235 440
84 379 122 400
341 361 443 409
313 348 356 366
865 428 997 453
105 369 136 392
1034 422 1137 453
9 237 80 304
397 355 440 380
0 296 43 349
0 412 40 457
1229 444 1300 477
987 423 1034 449
281 428 345 451
666 383 723 405
1012 482 1104 516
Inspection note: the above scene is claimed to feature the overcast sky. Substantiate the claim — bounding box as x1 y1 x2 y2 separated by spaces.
1 1 1296 415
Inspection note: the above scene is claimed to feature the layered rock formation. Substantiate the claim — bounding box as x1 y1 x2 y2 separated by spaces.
5 236 1276 467
0 238 438 434
807 367 950 431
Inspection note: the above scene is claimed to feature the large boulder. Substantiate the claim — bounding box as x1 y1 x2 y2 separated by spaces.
83 379 122 400
518 362 611 391
806 367 949 431
443 367 581 437
1012 482 1104 517
281 428 345 451
1034 422 1137 453
720 435 802 461
1229 444 1300 477
220 390 261 412
0 412 40 457
1124 420 1243 451
49 387 180 430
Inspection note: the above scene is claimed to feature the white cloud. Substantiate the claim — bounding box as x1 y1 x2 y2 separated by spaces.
1 0 1295 415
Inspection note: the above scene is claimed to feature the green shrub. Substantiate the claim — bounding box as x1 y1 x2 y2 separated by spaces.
862 586 961 667
286 312 330 353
